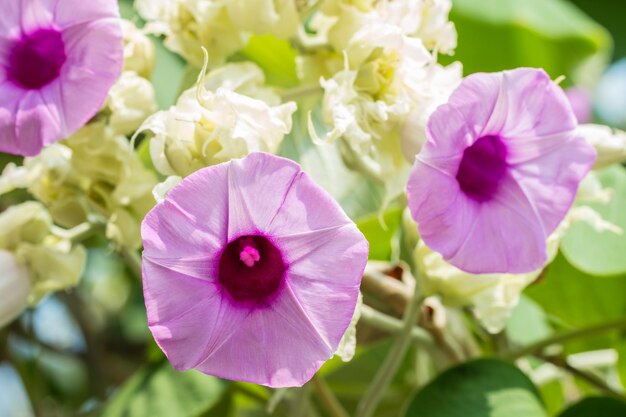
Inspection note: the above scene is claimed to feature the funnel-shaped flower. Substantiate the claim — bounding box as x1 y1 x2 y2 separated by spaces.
407 68 596 274
142 152 368 387
0 0 123 156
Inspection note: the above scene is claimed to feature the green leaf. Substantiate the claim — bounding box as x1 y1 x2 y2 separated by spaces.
404 359 547 417
527 254 626 327
99 362 230 417
151 39 188 109
279 106 384 219
356 207 403 261
239 35 299 88
506 296 553 347
557 397 626 417
561 165 626 276
446 0 612 83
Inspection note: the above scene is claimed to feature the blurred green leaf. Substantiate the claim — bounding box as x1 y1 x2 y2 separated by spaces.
527 254 626 326
404 359 547 417
557 397 626 417
151 40 188 109
239 35 299 88
356 207 403 261
618 341 626 388
279 106 384 219
99 362 230 417
446 0 612 83
561 165 626 276
506 296 553 347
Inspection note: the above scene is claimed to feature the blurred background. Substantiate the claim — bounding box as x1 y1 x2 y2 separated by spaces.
1 0 626 416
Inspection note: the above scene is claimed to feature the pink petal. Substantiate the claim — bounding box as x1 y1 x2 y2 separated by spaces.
194 284 333 387
56 18 122 136
419 103 473 166
226 153 301 239
487 68 577 139
143 259 249 371
446 71 502 138
509 134 596 234
446 174 547 274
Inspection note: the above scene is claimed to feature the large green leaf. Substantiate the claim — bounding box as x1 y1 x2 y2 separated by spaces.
99 362 230 417
558 397 626 417
561 165 626 276
527 254 626 327
404 359 547 417
356 207 403 261
446 0 612 82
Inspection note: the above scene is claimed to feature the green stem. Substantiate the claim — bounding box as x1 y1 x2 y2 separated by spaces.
281 84 323 102
505 317 626 360
120 246 143 279
290 383 313 417
536 353 625 401
356 281 423 417
360 305 435 348
51 222 102 243
312 375 350 417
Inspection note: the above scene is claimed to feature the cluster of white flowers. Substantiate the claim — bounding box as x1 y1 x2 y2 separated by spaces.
135 0 299 67
312 0 462 201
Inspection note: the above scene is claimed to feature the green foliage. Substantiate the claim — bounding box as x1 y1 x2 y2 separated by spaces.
240 35 299 88
279 107 384 219
447 0 612 82
99 362 230 417
562 166 626 276
404 359 547 417
557 397 626 417
356 207 403 260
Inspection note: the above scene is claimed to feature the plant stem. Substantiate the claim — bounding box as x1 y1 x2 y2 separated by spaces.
360 305 435 348
290 383 313 417
506 317 626 360
312 375 350 417
281 84 323 102
356 280 423 417
536 353 626 401
120 246 143 279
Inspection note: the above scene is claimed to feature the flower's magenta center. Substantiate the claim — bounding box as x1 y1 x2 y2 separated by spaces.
218 235 286 302
7 28 67 90
456 135 508 202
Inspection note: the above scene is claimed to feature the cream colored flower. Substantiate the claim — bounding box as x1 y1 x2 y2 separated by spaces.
122 19 156 78
106 71 158 137
227 0 299 39
136 0 245 67
577 123 626 169
313 20 461 202
0 122 157 250
139 62 297 178
414 200 620 333
0 202 86 307
0 250 30 327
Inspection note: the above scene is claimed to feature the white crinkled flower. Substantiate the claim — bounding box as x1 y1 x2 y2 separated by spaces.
122 19 156 78
138 62 297 178
136 0 299 67
106 71 158 137
136 0 245 67
314 19 461 201
577 123 626 169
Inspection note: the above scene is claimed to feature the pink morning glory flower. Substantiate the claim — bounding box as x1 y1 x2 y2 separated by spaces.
0 0 123 156
407 68 596 274
141 152 368 387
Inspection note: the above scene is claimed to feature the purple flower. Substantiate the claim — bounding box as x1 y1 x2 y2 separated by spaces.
407 68 596 274
0 0 123 156
141 153 368 387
